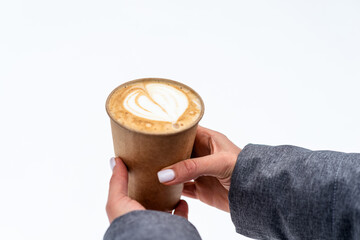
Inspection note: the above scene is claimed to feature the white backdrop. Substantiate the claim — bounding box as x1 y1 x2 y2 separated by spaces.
1 1 359 240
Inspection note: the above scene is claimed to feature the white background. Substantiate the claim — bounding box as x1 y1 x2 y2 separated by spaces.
1 1 359 240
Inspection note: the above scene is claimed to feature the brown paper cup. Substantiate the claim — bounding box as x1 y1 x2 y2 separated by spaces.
106 78 204 212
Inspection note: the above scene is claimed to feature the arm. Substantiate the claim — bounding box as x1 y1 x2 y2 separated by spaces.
104 210 201 240
229 144 360 239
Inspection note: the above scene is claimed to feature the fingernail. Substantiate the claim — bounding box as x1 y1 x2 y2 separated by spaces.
157 169 175 183
110 157 116 171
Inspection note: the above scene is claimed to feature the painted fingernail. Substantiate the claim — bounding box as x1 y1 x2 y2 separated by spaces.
110 157 116 171
157 169 175 183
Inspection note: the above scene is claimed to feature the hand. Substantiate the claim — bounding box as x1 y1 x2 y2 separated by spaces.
106 157 189 223
157 126 241 212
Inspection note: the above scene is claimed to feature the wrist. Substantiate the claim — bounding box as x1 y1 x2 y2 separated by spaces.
218 151 240 189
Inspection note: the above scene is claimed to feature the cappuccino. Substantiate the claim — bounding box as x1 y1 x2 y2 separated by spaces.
106 78 204 211
107 78 203 134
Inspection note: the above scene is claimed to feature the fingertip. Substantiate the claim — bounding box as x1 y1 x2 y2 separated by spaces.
158 158 203 185
157 169 175 183
114 157 121 165
110 157 123 171
114 157 126 169
179 199 188 208
174 200 188 219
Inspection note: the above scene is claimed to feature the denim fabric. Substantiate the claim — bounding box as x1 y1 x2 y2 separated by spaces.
103 210 201 240
229 144 360 240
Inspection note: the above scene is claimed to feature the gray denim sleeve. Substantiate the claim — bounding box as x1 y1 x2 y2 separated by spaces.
103 210 202 240
229 144 360 240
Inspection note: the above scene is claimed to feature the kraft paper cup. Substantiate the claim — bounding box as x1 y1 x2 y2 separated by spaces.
106 78 204 211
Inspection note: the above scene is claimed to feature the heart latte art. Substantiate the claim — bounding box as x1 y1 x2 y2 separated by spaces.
107 79 203 134
123 83 188 123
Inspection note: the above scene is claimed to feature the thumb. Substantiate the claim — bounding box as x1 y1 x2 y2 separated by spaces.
108 157 129 201
157 152 233 185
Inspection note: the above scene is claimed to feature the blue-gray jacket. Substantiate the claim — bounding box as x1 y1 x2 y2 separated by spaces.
104 144 360 240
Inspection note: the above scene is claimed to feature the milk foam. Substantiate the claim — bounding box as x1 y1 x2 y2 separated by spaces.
123 83 189 123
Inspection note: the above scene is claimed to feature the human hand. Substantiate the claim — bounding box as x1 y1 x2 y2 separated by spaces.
157 126 241 212
106 157 189 223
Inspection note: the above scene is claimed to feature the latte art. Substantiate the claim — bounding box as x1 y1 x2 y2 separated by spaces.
123 83 189 123
107 78 203 134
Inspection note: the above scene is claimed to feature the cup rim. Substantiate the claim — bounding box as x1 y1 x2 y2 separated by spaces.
105 77 205 136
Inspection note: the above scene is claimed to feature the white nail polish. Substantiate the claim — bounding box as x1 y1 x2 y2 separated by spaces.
157 169 175 183
110 157 116 171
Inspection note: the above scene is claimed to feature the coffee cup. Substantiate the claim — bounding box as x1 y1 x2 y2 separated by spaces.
106 78 204 211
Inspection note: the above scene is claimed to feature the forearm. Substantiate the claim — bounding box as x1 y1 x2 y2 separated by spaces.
229 144 360 240
104 210 201 240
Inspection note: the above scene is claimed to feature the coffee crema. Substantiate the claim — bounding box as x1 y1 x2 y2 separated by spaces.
106 78 203 134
